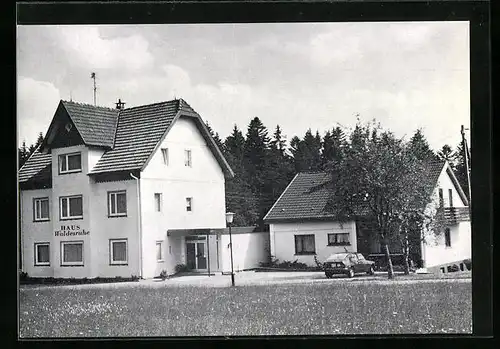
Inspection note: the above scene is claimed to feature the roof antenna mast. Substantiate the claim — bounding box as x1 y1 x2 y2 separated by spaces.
91 72 97 106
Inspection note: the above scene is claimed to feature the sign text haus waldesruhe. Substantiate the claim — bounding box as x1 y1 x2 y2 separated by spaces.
55 225 90 237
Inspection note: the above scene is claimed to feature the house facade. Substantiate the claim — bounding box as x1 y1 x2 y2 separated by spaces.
263 160 471 271
18 98 242 279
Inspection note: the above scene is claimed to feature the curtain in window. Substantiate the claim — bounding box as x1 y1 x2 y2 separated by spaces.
61 198 68 217
40 199 49 218
37 245 49 263
295 235 315 253
117 193 127 213
69 197 83 216
64 244 83 262
68 154 81 170
113 242 127 261
156 243 162 260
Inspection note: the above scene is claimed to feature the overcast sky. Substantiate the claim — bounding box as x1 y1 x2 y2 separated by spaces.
17 22 470 151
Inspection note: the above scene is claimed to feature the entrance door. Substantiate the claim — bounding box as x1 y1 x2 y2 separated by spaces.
185 237 207 271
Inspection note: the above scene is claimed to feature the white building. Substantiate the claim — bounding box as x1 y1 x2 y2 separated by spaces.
264 160 471 272
17 98 254 279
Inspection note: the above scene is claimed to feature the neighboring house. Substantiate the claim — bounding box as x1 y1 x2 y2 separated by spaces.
263 160 471 270
18 98 247 279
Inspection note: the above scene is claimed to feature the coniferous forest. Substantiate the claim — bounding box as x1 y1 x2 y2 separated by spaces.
19 118 470 230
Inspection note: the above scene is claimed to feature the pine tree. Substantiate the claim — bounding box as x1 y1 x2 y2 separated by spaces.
454 142 471 200
243 117 271 188
224 125 245 162
437 144 455 167
18 140 29 169
261 125 295 225
321 126 346 169
205 121 224 151
408 129 436 161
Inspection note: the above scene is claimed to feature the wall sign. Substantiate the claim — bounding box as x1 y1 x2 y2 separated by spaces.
55 225 90 237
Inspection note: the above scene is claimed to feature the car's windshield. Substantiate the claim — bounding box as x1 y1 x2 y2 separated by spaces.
357 254 365 260
327 253 349 260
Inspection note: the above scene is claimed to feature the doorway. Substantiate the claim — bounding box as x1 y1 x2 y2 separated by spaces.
185 236 207 271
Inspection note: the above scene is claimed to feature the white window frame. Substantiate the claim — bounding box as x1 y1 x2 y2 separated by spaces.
60 241 84 266
161 148 169 165
34 242 50 266
186 197 193 212
154 193 162 212
59 152 82 174
156 241 164 262
109 239 128 265
33 197 50 222
60 195 83 220
184 149 192 167
108 191 127 217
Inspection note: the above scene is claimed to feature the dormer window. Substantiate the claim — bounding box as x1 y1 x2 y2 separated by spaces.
59 152 82 174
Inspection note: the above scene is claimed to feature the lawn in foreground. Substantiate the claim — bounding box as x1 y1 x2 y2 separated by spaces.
19 281 471 337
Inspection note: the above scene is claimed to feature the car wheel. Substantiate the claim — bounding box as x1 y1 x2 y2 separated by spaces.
325 272 333 279
347 268 355 278
367 265 375 275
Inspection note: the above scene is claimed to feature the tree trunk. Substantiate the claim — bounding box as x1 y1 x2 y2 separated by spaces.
402 228 410 275
382 242 394 279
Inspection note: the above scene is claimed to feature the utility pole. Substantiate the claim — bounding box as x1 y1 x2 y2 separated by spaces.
91 72 97 106
461 125 472 210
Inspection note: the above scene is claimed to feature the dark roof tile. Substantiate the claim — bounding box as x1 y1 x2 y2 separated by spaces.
62 101 119 148
90 100 178 173
18 148 52 183
265 160 448 222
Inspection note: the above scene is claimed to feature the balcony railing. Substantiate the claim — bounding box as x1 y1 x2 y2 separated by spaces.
440 207 470 225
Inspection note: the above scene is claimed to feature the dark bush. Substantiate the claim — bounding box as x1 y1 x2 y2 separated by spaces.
463 259 472 271
160 270 168 280
174 264 190 274
19 271 28 281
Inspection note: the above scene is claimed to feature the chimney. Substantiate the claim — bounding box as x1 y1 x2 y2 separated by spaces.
115 98 126 110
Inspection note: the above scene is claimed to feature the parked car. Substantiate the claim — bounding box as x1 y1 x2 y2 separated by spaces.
323 252 375 278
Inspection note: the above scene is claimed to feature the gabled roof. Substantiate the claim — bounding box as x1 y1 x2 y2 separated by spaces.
263 172 350 222
264 160 468 223
18 146 52 184
19 98 234 185
90 100 179 173
42 101 119 149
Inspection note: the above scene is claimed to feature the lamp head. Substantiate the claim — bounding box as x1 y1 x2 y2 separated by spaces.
225 212 235 224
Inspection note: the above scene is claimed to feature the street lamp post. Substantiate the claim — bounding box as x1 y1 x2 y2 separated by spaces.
225 212 235 287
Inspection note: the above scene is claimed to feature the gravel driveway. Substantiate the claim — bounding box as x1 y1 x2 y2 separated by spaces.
20 270 471 291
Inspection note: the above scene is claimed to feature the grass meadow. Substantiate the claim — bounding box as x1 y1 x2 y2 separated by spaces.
19 280 472 337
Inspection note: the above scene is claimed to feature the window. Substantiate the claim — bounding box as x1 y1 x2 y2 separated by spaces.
184 149 192 167
110 239 128 265
444 228 451 247
186 197 192 212
154 193 162 212
327 233 350 246
108 191 127 217
34 243 50 266
448 189 454 207
295 235 316 255
33 197 50 221
60 195 83 220
438 188 444 207
156 241 164 262
61 241 84 266
59 152 82 174
161 148 169 165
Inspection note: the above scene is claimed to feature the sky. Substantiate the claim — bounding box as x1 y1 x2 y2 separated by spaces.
17 22 470 151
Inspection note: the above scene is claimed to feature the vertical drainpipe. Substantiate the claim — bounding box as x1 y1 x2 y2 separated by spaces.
207 230 211 277
130 172 143 279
